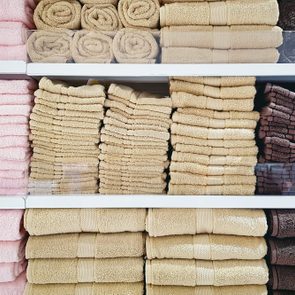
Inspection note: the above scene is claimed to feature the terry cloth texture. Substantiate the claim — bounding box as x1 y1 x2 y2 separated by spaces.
29 77 105 195
278 0 295 30
99 83 171 194
168 76 258 195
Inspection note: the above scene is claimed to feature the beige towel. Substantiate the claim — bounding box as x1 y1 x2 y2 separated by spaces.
113 28 159 63
161 25 283 49
118 0 160 28
160 0 279 27
27 30 73 63
81 4 122 31
80 0 118 4
147 234 266 260
146 209 267 237
25 209 146 235
71 30 114 63
146 259 268 286
34 0 81 30
28 258 144 284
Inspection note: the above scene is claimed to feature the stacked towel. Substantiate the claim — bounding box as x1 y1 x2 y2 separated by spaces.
168 76 259 195
160 0 282 63
24 208 146 294
0 210 27 294
99 83 171 194
145 208 269 294
0 80 36 196
266 210 295 293
29 77 105 195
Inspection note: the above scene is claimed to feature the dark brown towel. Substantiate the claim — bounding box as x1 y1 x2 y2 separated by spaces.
273 291 295 295
269 265 295 291
265 84 295 100
269 238 295 266
267 210 295 238
279 32 295 63
278 0 295 30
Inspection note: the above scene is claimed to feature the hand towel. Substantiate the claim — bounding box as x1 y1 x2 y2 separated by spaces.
146 209 267 237
0 271 26 295
0 260 26 283
0 188 27 196
0 116 28 125
0 239 26 263
0 105 31 117
0 210 25 241
269 265 295 291
269 238 295 266
278 0 295 30
0 46 27 61
27 258 144 284
0 80 36 95
34 0 81 30
0 136 29 148
0 94 33 105
113 28 159 63
118 0 160 28
0 22 26 46
146 259 269 286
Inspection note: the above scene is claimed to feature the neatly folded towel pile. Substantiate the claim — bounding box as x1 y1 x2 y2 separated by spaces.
266 209 295 293
168 76 259 195
99 83 171 194
0 80 36 196
0 0 36 61
145 208 269 294
29 77 105 195
24 208 147 294
0 210 27 294
160 0 282 63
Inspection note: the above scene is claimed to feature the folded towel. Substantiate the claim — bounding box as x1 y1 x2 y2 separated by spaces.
0 170 28 179
0 105 31 117
0 94 33 105
34 0 81 30
0 124 29 136
0 177 29 189
146 259 268 286
0 116 28 125
278 0 295 30
269 265 295 291
0 45 27 61
160 0 279 26
0 159 30 172
27 258 144 284
0 188 27 196
0 271 26 295
146 209 267 237
269 238 295 266
0 147 30 161
113 28 159 63
0 80 36 95
0 22 26 46
0 260 26 283
0 136 29 148
0 238 26 263
0 210 25 241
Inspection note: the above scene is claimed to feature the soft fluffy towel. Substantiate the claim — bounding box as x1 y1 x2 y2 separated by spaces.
0 239 26 263
0 271 26 295
0 94 33 105
0 80 36 95
146 209 267 237
34 0 81 30
0 210 25 241
0 260 26 283
146 259 268 286
0 45 27 61
0 22 26 46
80 0 118 3
269 265 295 291
27 258 144 284
269 238 295 266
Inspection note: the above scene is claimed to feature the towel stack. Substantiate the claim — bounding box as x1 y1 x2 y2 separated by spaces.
29 77 105 195
145 208 269 294
0 80 36 196
0 0 36 61
266 209 295 294
99 84 172 194
0 210 27 294
24 208 146 294
169 76 259 195
160 0 282 63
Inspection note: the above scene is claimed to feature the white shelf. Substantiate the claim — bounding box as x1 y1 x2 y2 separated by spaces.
0 61 27 75
0 197 26 209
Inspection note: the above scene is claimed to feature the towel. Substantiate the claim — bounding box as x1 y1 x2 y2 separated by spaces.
0 117 28 125
0 94 33 105
0 272 26 295
279 31 295 63
0 80 36 94
27 258 144 284
146 259 269 286
0 22 26 46
0 45 27 61
80 0 118 3
34 0 81 30
0 210 25 241
268 238 295 266
0 260 26 283
146 209 267 237
278 0 295 30
0 239 26 263
113 28 159 63
269 265 295 291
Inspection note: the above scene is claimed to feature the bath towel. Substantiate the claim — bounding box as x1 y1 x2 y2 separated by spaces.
0 210 25 241
269 265 295 291
0 80 36 94
269 238 295 266
278 0 295 30
0 45 27 61
146 259 268 286
80 0 118 3
0 271 26 295
0 22 26 46
113 28 159 63
0 260 26 283
0 239 26 263
146 209 267 237
118 0 160 28
27 258 144 284
0 94 33 105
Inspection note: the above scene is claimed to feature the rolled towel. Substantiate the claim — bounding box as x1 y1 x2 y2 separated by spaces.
268 238 295 266
71 30 114 63
269 265 295 291
146 259 269 286
0 272 26 295
80 0 118 3
118 0 160 28
278 0 295 30
34 0 81 30
0 22 27 46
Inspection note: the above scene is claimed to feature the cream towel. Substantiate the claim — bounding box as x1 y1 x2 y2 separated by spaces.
81 4 122 31
146 259 268 286
27 30 73 63
99 187 165 194
99 153 167 164
113 28 159 63
147 234 266 260
100 172 166 183
146 209 267 237
160 0 279 26
80 0 118 4
99 162 166 173
99 169 166 179
28 258 144 284
25 209 146 235
71 30 114 63
34 0 81 30
118 0 160 28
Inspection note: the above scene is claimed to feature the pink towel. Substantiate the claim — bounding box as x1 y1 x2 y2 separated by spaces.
0 80 37 95
0 136 29 148
0 210 25 241
0 116 28 125
0 171 28 179
0 238 26 263
0 125 29 137
0 147 30 161
0 177 28 189
0 94 34 105
0 271 26 295
0 260 26 282
0 188 27 196
0 45 27 61
0 105 31 116
0 159 30 171
0 22 26 46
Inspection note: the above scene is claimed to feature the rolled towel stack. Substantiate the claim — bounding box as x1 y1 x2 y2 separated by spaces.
0 210 27 294
24 208 146 294
99 83 172 194
29 77 105 195
0 80 36 196
266 210 295 294
145 208 269 294
168 76 259 195
160 0 282 63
